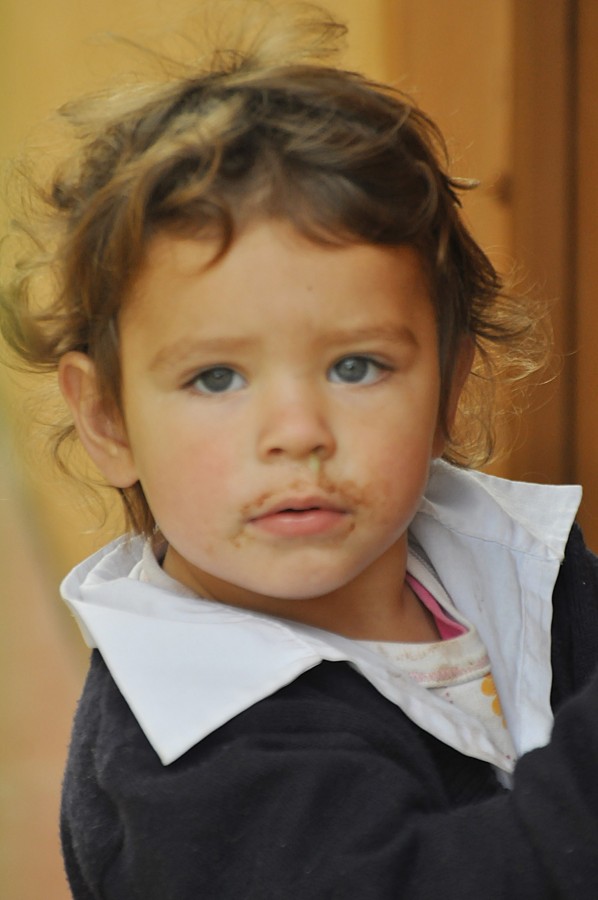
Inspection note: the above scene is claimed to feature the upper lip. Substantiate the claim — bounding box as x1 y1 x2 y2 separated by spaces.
249 495 347 520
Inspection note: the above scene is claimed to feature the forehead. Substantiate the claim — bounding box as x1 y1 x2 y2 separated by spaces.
121 220 436 349
129 220 430 300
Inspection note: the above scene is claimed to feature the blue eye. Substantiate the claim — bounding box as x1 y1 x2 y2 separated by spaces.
191 367 246 394
329 356 389 385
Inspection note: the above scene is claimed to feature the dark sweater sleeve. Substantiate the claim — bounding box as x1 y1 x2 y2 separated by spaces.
62 646 598 900
551 523 598 707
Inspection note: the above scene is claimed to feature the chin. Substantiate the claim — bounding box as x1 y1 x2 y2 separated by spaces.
256 577 348 603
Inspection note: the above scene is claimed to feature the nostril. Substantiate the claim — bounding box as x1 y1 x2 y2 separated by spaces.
259 422 335 463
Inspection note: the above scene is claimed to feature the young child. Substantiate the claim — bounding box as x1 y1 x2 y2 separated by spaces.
3 4 598 897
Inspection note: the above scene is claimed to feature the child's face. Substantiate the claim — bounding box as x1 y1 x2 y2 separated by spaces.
81 220 453 628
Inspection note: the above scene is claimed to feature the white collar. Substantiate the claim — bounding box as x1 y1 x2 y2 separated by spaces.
61 461 581 765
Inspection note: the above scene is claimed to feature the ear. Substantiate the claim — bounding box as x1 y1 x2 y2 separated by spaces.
58 351 139 488
432 336 475 457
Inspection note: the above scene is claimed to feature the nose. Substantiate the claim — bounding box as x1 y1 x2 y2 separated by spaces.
256 382 336 464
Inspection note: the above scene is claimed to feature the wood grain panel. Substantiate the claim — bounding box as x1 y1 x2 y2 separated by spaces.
575 0 598 545
508 0 576 485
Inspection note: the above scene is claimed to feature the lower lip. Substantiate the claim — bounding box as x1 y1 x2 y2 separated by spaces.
250 509 348 537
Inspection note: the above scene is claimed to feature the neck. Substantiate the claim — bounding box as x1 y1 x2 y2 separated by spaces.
164 538 440 643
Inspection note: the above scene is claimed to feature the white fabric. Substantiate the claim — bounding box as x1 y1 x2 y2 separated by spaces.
61 460 582 766
361 555 517 773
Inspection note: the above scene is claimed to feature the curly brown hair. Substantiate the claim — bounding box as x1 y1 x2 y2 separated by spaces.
0 2 545 535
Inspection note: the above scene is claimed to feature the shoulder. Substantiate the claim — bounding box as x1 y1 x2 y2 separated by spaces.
66 650 501 822
66 650 500 805
71 650 447 772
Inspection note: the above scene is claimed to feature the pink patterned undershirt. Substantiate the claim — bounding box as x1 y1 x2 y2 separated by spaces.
405 572 467 640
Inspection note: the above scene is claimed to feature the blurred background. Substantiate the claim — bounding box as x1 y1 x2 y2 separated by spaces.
1 1 597 897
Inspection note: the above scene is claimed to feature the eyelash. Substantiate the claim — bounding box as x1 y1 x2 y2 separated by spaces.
187 355 393 395
189 367 247 395
328 355 393 385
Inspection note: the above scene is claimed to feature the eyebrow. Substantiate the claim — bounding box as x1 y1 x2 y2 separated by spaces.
148 324 419 372
149 337 256 372
320 324 420 347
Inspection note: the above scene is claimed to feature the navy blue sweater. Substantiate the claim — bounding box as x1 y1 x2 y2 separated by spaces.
61 525 598 898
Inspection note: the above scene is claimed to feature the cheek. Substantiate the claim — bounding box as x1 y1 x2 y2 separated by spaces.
136 431 238 515
360 428 435 517
370 470 428 528
364 416 437 472
145 418 231 473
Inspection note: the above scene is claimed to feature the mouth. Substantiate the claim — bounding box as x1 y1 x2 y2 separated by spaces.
248 496 349 538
